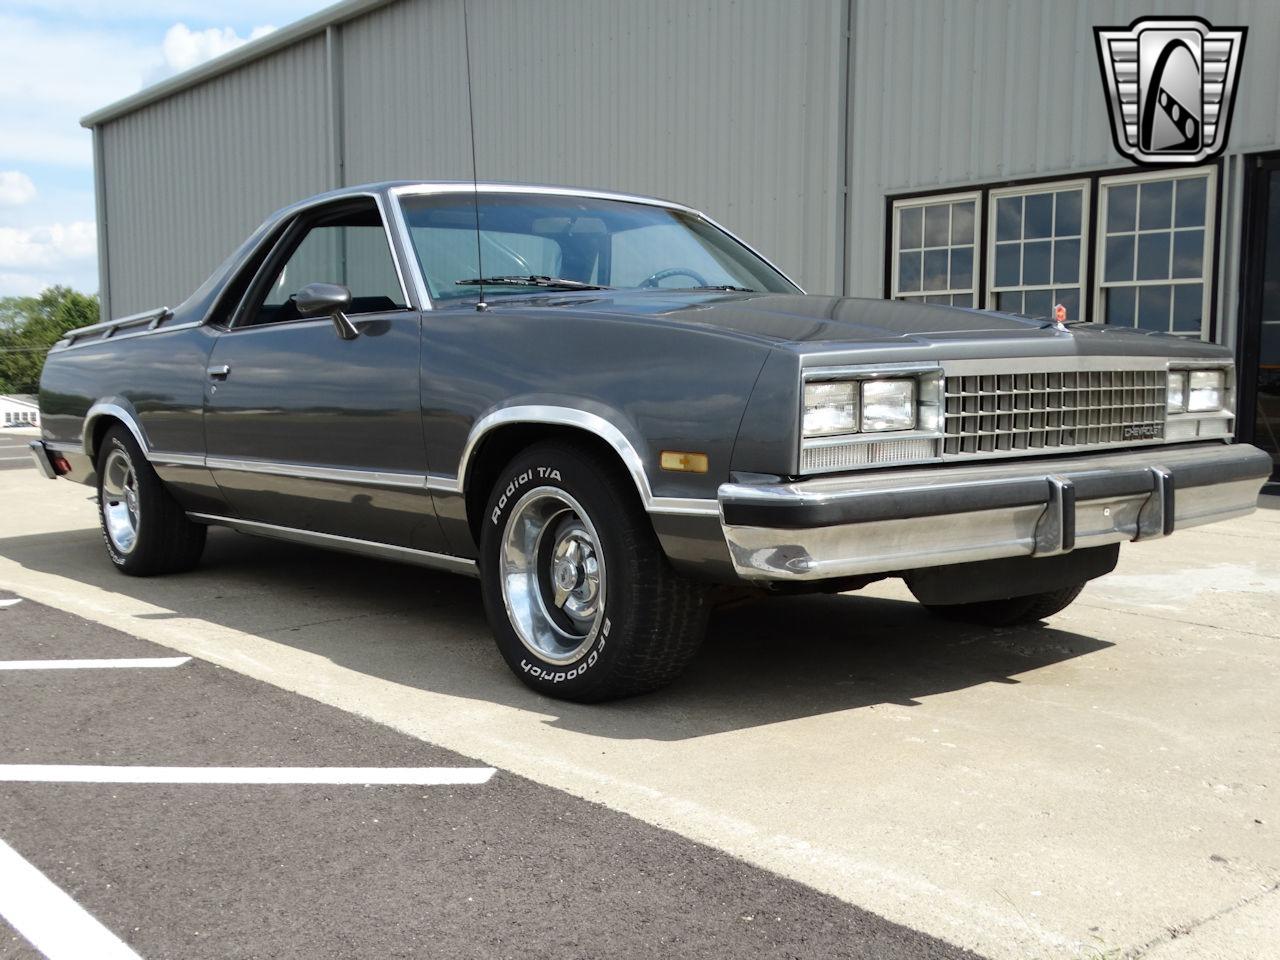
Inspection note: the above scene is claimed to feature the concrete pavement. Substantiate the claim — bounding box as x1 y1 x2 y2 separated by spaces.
0 464 1277 959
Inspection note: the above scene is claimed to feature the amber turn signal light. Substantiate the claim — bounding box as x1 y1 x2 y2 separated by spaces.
659 450 709 473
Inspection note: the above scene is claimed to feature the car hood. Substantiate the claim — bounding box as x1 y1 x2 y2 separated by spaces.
508 290 1226 358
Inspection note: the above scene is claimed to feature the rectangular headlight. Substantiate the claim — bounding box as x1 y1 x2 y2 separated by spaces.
803 382 858 437
861 379 917 432
1166 371 1187 414
1187 370 1225 412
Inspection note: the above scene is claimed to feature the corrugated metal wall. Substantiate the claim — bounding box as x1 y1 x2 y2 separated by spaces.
465 0 846 292
100 37 331 316
844 0 1280 303
92 0 845 316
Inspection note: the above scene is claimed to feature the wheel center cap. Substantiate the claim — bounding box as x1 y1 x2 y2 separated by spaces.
553 559 580 592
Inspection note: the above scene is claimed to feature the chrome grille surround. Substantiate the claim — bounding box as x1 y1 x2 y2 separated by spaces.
942 368 1167 456
797 357 1235 475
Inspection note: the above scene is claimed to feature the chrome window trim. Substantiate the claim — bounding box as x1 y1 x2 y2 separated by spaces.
387 182 804 310
187 513 477 577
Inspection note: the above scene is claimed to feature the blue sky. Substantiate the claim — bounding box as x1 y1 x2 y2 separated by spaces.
0 0 331 299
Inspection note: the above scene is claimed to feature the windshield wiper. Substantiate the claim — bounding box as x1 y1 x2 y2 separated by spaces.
679 284 757 293
456 275 610 291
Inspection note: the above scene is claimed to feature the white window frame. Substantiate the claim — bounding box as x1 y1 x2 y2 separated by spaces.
986 179 1091 320
890 190 982 305
1094 166 1217 339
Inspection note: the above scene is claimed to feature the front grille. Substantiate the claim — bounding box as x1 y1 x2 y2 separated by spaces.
942 369 1167 456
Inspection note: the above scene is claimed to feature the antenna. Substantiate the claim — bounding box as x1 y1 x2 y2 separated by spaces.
461 0 487 312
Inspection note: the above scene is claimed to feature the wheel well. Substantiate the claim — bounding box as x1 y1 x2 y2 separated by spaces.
463 424 642 541
88 415 125 462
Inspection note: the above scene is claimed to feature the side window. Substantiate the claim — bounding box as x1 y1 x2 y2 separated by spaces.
241 201 408 328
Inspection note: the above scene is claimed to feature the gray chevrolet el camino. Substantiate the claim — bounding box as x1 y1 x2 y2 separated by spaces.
30 182 1271 701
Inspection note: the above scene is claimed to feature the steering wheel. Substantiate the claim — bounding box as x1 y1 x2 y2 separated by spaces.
636 267 710 289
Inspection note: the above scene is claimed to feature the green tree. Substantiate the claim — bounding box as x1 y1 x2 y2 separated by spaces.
0 286 99 394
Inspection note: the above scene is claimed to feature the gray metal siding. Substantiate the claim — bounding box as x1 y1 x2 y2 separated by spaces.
339 0 474 184
100 37 331 316
465 0 846 293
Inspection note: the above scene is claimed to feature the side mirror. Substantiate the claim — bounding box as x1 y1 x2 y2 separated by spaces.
295 282 359 340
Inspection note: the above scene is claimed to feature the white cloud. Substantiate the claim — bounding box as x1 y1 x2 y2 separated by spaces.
0 172 37 206
0 221 96 270
161 22 276 74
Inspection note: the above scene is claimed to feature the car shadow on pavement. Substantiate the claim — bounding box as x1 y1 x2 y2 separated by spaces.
0 525 1112 741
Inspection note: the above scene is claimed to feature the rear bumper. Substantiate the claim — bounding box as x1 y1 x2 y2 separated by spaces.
718 442 1271 581
28 440 57 479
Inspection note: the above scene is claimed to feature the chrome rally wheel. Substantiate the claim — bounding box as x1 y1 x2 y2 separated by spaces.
100 445 141 554
499 487 606 665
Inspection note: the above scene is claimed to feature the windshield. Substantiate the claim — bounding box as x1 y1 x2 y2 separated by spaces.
397 191 798 302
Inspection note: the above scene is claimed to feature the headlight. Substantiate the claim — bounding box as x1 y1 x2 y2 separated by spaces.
1166 371 1187 414
803 382 858 437
1187 369 1225 412
861 379 917 432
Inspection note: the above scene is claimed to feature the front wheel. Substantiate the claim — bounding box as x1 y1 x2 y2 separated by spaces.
479 441 709 702
916 583 1086 627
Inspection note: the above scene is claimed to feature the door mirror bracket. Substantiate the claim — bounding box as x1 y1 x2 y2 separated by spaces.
295 282 359 340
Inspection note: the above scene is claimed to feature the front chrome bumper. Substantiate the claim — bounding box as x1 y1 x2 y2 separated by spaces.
718 442 1271 581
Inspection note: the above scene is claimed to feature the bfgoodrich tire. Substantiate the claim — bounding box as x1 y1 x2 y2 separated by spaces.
96 424 206 576
918 583 1086 627
479 441 709 702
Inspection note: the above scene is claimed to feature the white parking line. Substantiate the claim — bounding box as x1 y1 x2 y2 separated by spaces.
0 837 143 960
0 765 497 785
0 657 192 671
0 599 21 608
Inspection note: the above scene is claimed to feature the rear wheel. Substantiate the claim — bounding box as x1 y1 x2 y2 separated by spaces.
916 583 1085 627
479 441 708 702
96 424 206 576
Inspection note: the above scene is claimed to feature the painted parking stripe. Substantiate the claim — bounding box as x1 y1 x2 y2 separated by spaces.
0 837 143 960
0 765 497 785
0 456 31 462
0 657 192 671
0 599 21 608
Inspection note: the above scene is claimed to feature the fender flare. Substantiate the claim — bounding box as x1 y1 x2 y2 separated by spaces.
82 400 149 461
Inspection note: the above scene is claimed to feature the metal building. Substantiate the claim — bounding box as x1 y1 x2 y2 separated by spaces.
82 0 1280 473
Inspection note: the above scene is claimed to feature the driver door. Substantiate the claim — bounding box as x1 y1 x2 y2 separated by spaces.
203 197 446 553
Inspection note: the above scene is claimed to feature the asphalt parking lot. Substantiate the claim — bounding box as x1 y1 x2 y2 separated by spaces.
0 433 34 472
1 462 1278 959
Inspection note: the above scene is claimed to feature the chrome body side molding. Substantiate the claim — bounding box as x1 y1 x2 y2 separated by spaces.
187 513 477 577
204 456 428 490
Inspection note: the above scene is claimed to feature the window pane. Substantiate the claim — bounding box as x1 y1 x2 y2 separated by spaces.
924 205 950 246
950 245 973 290
1055 190 1082 236
924 294 951 304
899 206 922 249
922 249 949 290
996 196 1021 241
995 242 1020 286
1137 232 1171 280
1024 194 1053 239
1053 238 1080 284
1172 283 1204 333
1052 288 1080 322
997 291 1023 313
1023 289 1052 318
1139 179 1173 230
1106 286 1137 326
951 202 975 244
952 293 973 307
1172 229 1204 279
1175 176 1207 228
1105 235 1135 282
1138 285 1172 331
898 251 922 292
1107 184 1137 232
1023 240 1051 285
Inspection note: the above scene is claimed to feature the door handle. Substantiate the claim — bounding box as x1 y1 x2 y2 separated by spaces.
207 364 231 380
